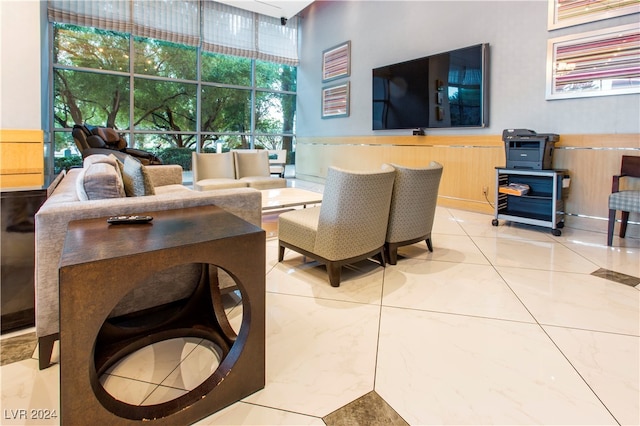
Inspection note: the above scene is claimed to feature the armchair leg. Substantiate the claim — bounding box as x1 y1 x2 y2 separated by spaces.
426 237 433 252
38 334 58 370
386 243 399 266
607 209 616 246
620 211 629 238
278 244 285 262
327 262 342 287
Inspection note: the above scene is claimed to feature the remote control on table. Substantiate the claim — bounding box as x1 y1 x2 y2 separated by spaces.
107 215 153 225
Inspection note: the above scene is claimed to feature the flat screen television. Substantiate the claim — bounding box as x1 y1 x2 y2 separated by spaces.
372 43 489 130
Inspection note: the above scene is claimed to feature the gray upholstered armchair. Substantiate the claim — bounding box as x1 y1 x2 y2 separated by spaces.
278 165 396 287
385 162 443 265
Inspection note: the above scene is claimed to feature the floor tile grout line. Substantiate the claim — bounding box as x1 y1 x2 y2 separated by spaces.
238 400 326 423
108 337 204 400
555 236 622 275
265 285 384 307
371 265 387 398
158 336 206 386
103 372 182 390
536 324 623 426
381 303 540 327
485 250 625 425
538 323 640 338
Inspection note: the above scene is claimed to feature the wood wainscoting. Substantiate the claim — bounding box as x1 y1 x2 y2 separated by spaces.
295 134 640 237
0 129 44 189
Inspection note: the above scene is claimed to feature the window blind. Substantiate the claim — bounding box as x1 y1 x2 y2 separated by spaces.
48 0 299 64
201 1 299 65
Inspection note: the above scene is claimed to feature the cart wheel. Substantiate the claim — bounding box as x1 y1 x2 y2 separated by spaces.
552 229 562 236
557 222 565 228
492 219 499 226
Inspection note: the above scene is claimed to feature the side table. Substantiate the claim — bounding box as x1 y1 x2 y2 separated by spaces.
59 205 265 424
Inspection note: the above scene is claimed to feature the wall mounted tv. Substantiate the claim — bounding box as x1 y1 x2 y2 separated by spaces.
372 43 489 130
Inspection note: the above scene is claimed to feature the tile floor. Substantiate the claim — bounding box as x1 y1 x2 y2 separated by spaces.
1 179 639 425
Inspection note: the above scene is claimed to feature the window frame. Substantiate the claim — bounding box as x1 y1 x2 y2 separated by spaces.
48 22 296 171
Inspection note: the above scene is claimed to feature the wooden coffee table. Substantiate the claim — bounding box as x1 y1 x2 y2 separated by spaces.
261 187 323 212
59 205 265 425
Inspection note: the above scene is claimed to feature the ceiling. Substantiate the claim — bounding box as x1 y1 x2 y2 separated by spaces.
214 0 315 19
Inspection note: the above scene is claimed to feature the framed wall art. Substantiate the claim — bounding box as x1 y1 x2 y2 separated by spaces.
322 41 351 82
546 23 640 100
548 0 640 30
321 82 350 119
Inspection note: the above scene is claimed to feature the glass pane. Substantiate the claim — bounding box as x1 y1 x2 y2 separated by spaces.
54 23 130 72
255 135 295 161
53 131 78 155
53 131 83 174
134 133 194 165
134 37 197 80
254 135 284 150
255 92 296 134
134 78 197 135
54 69 130 128
256 60 297 91
201 86 252 134
200 134 249 152
201 52 251 86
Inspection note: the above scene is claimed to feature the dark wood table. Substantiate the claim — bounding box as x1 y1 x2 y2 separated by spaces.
59 205 265 424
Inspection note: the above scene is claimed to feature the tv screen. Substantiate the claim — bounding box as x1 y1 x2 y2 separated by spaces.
372 43 489 130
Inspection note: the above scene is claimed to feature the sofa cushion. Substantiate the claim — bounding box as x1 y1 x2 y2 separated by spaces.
119 155 156 197
195 178 248 191
193 152 237 179
238 176 286 190
154 184 194 195
234 150 270 178
76 155 126 200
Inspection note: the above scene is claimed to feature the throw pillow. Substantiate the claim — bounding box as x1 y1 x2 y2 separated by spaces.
83 154 114 168
76 168 88 201
120 155 156 197
76 157 126 200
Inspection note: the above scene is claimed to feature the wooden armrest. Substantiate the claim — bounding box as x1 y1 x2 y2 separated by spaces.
612 174 628 193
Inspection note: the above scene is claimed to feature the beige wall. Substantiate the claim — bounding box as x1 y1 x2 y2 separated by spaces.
295 134 640 237
0 0 42 130
0 1 44 188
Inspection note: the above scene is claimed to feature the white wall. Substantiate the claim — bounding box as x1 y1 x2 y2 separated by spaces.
0 0 42 130
297 1 640 137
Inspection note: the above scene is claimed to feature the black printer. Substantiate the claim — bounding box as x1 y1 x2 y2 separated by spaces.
502 129 560 170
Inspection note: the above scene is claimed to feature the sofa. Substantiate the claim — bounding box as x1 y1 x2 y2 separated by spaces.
193 150 286 191
35 154 262 369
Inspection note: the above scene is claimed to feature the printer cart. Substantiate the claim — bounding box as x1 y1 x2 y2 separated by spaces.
492 168 567 236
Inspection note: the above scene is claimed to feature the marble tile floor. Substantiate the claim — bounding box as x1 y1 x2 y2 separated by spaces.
1 186 639 425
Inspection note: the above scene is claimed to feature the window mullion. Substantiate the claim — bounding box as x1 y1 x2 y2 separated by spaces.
129 32 135 148
250 59 256 149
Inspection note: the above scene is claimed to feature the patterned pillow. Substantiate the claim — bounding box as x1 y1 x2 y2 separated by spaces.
119 155 156 197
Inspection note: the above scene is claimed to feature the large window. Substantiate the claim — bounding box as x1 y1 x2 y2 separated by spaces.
51 23 297 173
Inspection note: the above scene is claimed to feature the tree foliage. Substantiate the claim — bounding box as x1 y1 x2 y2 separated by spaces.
53 24 297 157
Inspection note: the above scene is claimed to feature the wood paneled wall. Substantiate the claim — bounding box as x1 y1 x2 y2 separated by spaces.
0 129 44 188
295 134 640 237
